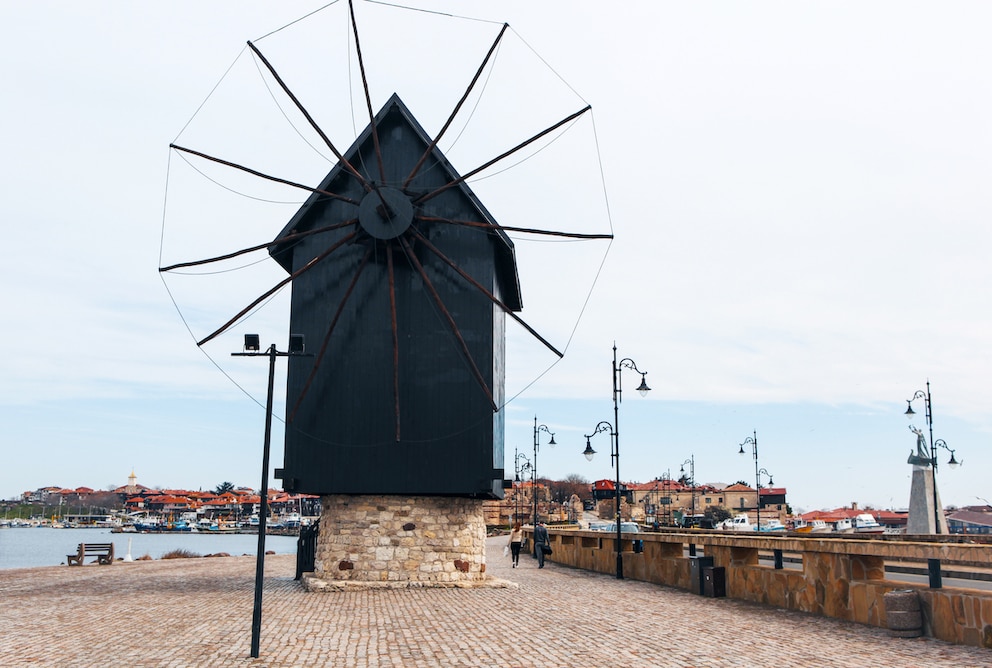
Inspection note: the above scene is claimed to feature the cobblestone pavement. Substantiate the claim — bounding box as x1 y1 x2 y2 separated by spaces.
1 537 989 667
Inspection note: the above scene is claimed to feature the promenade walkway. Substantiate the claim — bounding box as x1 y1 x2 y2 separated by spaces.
0 537 988 667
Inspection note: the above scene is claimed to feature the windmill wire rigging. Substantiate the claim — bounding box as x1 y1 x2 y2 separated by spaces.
173 45 248 143
509 25 590 107
164 256 276 276
366 0 505 24
160 160 290 416
423 22 503 167
589 109 616 237
160 2 615 445
248 46 336 166
173 150 308 205
254 0 343 42
465 113 583 184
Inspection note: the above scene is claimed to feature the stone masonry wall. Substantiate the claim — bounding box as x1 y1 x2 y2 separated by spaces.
312 495 487 585
541 528 992 649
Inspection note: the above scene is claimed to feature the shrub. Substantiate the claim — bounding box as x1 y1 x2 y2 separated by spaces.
160 548 201 560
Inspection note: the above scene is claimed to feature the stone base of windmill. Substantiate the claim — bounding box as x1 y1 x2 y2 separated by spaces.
302 495 514 591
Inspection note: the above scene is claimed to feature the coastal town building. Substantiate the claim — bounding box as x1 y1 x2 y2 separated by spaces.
17 472 319 526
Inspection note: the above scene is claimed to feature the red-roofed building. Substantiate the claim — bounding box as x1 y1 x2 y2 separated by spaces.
800 504 907 531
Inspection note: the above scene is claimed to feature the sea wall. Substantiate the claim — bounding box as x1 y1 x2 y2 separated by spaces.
532 528 992 649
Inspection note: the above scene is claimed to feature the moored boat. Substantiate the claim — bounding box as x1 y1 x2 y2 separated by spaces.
853 513 885 534
759 519 787 532
719 514 756 532
794 519 831 533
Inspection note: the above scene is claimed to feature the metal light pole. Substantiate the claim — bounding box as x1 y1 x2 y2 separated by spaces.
582 420 623 577
514 452 531 524
737 431 761 530
680 454 695 521
233 333 309 659
757 468 774 530
660 470 672 526
905 382 962 534
607 343 650 576
532 417 555 556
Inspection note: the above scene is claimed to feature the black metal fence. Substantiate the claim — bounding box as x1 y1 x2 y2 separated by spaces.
295 519 319 580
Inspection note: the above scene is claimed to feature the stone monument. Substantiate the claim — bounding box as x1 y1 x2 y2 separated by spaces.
905 426 949 534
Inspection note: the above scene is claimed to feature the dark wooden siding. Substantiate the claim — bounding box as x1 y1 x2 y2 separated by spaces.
275 95 513 498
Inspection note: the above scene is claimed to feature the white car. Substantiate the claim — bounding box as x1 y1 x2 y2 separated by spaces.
592 522 641 533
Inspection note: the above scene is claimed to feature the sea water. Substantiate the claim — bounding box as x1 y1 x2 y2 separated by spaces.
0 527 298 570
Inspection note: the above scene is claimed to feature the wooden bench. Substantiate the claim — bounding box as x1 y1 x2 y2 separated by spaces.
67 542 115 566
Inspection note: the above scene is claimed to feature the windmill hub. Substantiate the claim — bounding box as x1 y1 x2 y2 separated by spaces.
358 186 415 240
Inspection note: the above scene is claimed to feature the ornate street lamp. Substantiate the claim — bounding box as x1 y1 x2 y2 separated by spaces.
680 454 695 522
532 417 555 557
582 420 624 577
659 470 672 526
585 343 650 578
737 431 763 530
905 381 963 534
514 452 531 524
756 467 774 531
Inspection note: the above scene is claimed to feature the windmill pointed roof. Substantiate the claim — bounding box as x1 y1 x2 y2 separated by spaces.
269 92 521 310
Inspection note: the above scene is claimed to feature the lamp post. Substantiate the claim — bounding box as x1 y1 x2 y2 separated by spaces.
643 478 660 527
905 382 962 534
737 431 762 530
757 468 774 530
514 452 531 524
680 454 695 522
532 417 556 556
232 333 309 659
660 470 672 526
604 343 650 576
583 420 626 578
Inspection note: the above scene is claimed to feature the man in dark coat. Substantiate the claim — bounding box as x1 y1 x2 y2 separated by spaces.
534 522 550 568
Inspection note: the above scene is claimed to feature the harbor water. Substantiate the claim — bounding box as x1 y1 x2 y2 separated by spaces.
0 526 298 570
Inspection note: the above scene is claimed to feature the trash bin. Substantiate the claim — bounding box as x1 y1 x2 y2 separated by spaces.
883 589 922 638
688 555 713 595
703 566 726 598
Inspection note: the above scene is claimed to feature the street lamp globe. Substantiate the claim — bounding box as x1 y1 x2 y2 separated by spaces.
583 440 596 462
948 451 961 469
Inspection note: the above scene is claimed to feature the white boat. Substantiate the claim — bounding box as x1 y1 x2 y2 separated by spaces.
853 513 885 534
794 519 832 533
834 518 853 533
809 520 831 533
719 514 756 532
759 519 787 532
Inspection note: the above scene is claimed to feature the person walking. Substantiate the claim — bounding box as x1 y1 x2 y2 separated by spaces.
507 521 523 567
534 521 550 568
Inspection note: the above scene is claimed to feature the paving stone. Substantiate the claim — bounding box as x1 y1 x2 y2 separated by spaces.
0 538 989 666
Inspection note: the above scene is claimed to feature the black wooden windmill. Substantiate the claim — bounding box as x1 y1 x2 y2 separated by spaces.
160 3 610 500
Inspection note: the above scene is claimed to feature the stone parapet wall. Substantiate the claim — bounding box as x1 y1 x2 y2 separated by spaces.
311 495 487 586
535 528 992 649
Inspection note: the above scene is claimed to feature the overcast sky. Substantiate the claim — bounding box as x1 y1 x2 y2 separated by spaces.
2 1 990 513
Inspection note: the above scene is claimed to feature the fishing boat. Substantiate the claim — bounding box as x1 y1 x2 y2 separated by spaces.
794 519 831 533
853 513 886 534
719 514 756 532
